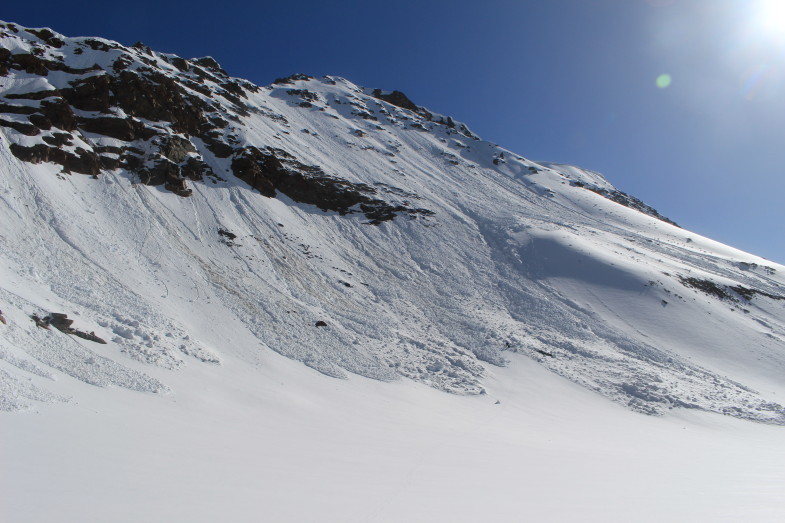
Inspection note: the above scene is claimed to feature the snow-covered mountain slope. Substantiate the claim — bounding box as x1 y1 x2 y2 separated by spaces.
1 20 784 427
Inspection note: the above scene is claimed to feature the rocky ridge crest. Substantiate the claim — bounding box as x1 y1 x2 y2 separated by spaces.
0 22 435 223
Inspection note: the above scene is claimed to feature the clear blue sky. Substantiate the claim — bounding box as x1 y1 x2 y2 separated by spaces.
5 0 784 263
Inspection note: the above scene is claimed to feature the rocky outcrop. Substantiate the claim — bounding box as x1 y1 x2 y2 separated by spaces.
0 117 39 135
1 23 432 218
9 143 102 175
371 89 419 112
76 116 156 141
31 312 107 344
160 135 197 162
0 47 100 76
230 147 283 197
0 43 222 194
370 88 477 139
568 180 678 227
286 89 319 108
230 146 434 224
273 73 314 85
679 276 784 303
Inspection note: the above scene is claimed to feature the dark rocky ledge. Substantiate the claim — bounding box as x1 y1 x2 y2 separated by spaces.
569 181 679 227
371 89 419 112
273 73 314 85
231 146 434 224
31 312 106 343
679 276 784 303
591 187 678 227
10 143 102 175
1 26 432 220
370 88 477 139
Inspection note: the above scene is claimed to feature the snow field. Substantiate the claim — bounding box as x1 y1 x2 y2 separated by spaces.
2 350 784 523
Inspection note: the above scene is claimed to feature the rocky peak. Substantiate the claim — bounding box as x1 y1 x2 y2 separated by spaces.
0 21 674 228
0 22 433 224
371 88 419 112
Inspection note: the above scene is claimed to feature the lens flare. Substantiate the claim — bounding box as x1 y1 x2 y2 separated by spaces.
656 74 672 88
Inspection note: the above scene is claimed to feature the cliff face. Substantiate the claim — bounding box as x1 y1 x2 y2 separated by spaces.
1 21 784 424
0 24 433 222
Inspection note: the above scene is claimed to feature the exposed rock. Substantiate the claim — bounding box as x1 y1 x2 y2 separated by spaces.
587 186 679 227
8 53 49 75
112 55 133 73
191 66 221 85
170 57 189 72
27 28 64 48
0 117 39 135
94 70 211 134
34 312 107 344
1 24 429 223
81 38 119 52
160 135 196 162
181 157 214 181
120 151 144 171
221 80 246 99
191 56 227 76
141 158 180 186
165 178 192 197
9 143 102 175
217 228 237 246
372 89 419 112
0 102 38 115
286 89 319 106
230 146 434 223
0 48 10 76
273 73 314 85
28 113 52 130
230 146 281 196
47 312 73 330
458 123 477 139
201 132 235 158
76 116 156 141
131 41 152 55
41 132 73 146
1 50 101 76
31 314 50 329
679 276 785 303
134 155 194 197
218 228 236 240
39 99 76 131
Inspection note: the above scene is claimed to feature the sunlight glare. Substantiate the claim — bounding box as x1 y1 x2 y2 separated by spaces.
757 0 785 36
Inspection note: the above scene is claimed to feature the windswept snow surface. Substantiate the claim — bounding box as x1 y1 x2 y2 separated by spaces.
1 22 785 521
2 352 785 523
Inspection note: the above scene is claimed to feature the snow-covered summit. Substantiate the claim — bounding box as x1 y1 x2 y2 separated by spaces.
1 21 784 424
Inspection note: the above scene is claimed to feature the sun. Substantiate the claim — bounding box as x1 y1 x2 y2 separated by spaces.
757 0 785 36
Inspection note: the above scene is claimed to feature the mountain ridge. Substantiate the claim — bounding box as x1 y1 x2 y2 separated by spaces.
1 20 784 424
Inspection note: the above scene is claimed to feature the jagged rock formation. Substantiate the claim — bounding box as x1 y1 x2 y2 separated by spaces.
31 312 107 343
575 181 679 227
0 22 432 222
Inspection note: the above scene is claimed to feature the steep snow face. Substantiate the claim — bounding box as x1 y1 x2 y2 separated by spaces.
1 21 784 423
